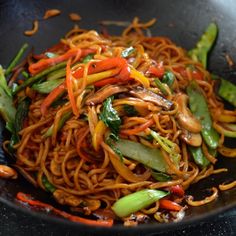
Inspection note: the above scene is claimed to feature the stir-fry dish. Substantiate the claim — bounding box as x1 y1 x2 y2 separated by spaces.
1 18 236 227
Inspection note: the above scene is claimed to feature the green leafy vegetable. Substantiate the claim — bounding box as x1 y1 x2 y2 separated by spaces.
45 52 58 58
188 23 218 68
112 189 169 218
121 46 135 58
32 78 64 94
123 104 138 116
100 96 121 140
162 71 175 87
0 65 12 97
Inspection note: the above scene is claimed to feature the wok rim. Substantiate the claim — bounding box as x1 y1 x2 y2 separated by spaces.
0 193 234 233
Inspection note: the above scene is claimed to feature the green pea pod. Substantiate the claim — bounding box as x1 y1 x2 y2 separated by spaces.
188 23 218 68
188 146 210 168
187 81 219 149
218 79 236 107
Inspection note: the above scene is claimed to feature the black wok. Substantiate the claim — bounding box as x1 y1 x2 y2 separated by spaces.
0 0 236 235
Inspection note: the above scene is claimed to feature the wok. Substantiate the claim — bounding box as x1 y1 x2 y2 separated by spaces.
0 0 236 235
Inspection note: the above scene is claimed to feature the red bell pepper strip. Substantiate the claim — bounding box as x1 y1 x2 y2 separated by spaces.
73 57 130 81
169 185 185 197
159 199 182 211
40 83 66 116
147 62 164 78
66 58 79 116
16 192 113 227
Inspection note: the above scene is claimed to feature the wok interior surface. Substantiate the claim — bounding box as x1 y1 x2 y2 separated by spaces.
0 0 236 233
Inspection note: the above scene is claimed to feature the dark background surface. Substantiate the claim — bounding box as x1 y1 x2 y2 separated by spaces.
0 0 236 235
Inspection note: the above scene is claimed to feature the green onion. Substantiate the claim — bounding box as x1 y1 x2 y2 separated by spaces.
42 176 56 193
121 46 135 58
13 62 67 95
47 68 66 80
21 71 29 79
112 189 169 218
45 52 58 58
32 78 64 94
43 111 72 138
5 43 29 77
162 71 175 87
82 54 94 63
154 78 169 96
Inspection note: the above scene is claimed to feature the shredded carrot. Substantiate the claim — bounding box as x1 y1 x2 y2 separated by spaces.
120 119 154 136
24 20 39 36
43 9 61 19
40 83 66 116
66 58 79 116
16 192 113 227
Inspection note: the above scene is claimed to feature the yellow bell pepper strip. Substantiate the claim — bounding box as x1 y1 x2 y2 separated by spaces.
92 120 107 151
129 67 150 88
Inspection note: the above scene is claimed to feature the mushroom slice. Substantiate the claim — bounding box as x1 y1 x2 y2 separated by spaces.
181 129 202 147
174 93 202 133
85 84 128 105
129 87 173 110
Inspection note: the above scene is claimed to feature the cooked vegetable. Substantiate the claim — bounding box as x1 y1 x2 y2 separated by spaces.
32 78 64 94
189 146 210 168
112 189 168 218
162 71 175 87
42 176 56 193
154 78 169 96
213 122 236 138
159 199 182 211
187 81 219 149
100 96 121 140
47 67 66 80
13 62 67 95
0 66 12 96
123 104 138 116
130 87 173 110
218 79 236 107
82 54 94 63
85 85 127 105
43 111 72 138
121 46 135 58
188 23 218 68
5 43 29 76
0 86 16 125
115 139 167 172
151 171 172 182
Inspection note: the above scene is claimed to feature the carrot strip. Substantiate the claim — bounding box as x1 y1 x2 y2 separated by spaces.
94 77 120 87
120 119 154 136
29 48 90 75
159 199 182 211
16 192 113 227
40 83 66 116
66 58 79 116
